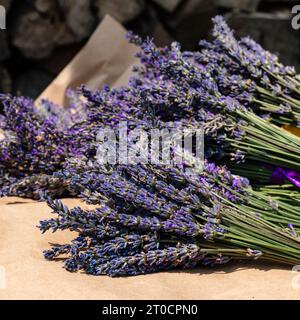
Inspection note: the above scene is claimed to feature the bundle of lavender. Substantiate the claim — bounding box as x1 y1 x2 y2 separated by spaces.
0 91 88 198
126 16 300 181
38 158 300 276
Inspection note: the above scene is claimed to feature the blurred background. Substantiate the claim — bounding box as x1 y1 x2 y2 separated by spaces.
0 0 299 99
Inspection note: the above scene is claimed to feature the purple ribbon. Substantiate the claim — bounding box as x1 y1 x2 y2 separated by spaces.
271 167 300 188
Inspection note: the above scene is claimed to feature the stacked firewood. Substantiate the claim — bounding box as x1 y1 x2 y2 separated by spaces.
0 0 299 98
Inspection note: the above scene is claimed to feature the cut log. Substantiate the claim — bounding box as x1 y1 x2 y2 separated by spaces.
152 0 182 12
0 65 11 93
58 0 95 41
95 0 145 23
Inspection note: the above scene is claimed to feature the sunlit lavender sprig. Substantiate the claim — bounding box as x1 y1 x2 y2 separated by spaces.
91 244 228 277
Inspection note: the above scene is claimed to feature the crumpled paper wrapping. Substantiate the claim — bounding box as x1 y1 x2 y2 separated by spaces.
0 16 299 300
36 15 139 106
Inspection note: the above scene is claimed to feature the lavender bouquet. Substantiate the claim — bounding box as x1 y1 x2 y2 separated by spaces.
125 16 300 184
38 158 300 276
0 91 88 198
